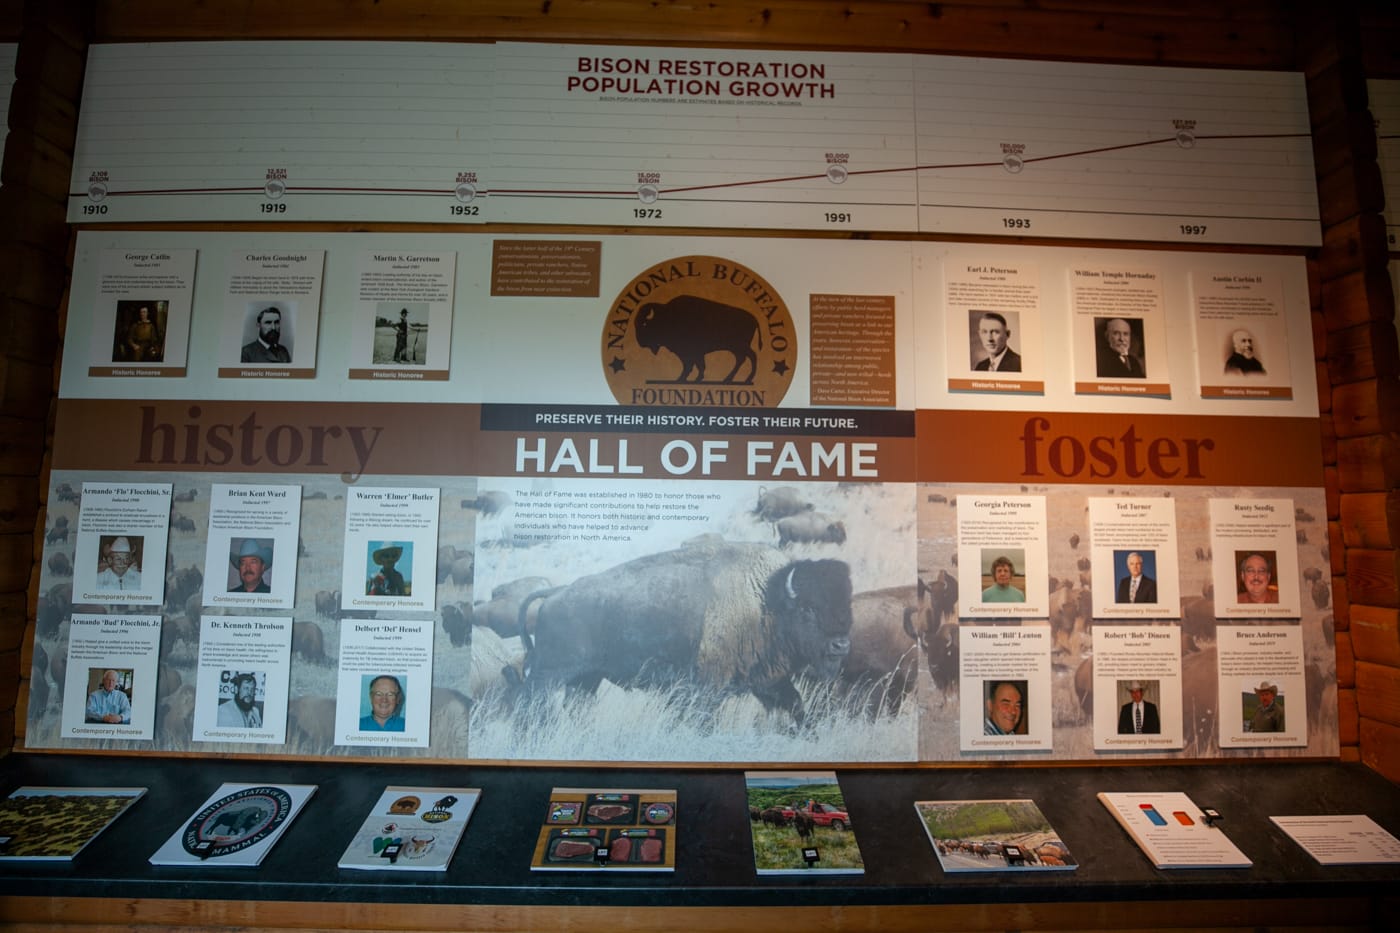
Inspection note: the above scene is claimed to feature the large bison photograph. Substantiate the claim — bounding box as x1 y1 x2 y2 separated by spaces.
468 479 921 762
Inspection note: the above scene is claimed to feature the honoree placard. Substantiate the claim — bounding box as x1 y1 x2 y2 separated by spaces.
1070 264 1169 397
1089 497 1180 618
72 482 172 606
334 620 434 748
61 614 160 741
1092 624 1183 751
339 487 441 613
957 495 1048 618
1191 268 1293 399
959 624 1052 752
347 250 457 380
1216 625 1307 748
217 248 325 378
202 484 302 610
86 248 197 378
192 616 293 745
1209 498 1300 618
944 256 1044 394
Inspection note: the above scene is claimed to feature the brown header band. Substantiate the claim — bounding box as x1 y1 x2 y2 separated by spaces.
53 400 1322 488
917 410 1324 487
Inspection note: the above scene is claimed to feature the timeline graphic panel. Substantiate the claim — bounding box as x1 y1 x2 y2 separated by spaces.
914 57 1320 246
489 43 919 231
66 42 494 224
1371 79 1400 249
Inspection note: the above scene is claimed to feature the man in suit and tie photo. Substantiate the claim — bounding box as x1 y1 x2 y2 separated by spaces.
972 311 1021 373
1115 550 1158 604
1117 680 1161 735
1095 317 1145 378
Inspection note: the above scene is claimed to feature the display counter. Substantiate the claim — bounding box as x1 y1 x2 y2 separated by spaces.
1 754 1396 930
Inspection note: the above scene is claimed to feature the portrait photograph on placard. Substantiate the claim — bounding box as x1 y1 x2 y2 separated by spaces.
109 300 168 363
372 301 429 365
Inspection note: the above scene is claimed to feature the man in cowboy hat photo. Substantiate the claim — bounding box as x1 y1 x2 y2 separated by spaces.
96 535 142 591
1117 680 1160 735
1249 681 1285 733
228 538 273 593
367 543 409 596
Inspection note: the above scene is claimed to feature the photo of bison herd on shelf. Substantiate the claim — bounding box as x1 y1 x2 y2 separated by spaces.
28 474 1337 763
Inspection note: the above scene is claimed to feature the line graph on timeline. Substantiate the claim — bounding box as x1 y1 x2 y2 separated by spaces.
65 41 497 225
486 47 1319 245
64 41 1320 247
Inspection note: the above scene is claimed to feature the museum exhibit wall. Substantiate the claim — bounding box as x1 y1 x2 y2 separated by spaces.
4 2 1399 776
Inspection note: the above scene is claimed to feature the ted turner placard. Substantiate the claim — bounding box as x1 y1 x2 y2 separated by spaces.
339 487 441 613
1209 498 1300 618
202 484 302 610
348 250 456 380
193 616 293 746
218 249 325 378
86 248 197 378
1088 497 1180 619
72 482 172 606
61 614 161 741
957 496 1048 618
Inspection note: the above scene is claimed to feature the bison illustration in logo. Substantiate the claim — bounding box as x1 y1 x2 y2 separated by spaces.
602 255 795 407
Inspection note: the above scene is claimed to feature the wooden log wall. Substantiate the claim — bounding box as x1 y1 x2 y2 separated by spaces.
2 0 1397 777
1 0 85 755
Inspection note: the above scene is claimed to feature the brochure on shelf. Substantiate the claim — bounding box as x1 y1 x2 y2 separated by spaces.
0 787 146 861
914 799 1077 872
338 786 481 871
745 771 864 874
148 782 316 866
529 788 677 871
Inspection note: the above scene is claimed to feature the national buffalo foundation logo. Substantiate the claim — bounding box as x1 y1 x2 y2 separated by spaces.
601 256 795 407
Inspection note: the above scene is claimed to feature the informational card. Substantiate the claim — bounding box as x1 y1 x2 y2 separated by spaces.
1192 268 1293 399
339 487 441 613
1209 498 1300 618
86 247 197 378
1089 497 1181 618
1216 625 1307 748
957 495 1048 618
1092 624 1183 751
1070 264 1169 397
202 484 302 610
1270 815 1400 865
334 619 434 748
943 256 1044 394
72 481 172 606
217 248 325 378
959 624 1052 752
192 616 293 745
1099 791 1251 868
347 250 457 380
61 613 160 741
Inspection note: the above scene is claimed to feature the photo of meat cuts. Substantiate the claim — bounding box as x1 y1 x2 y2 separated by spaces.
531 788 678 872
